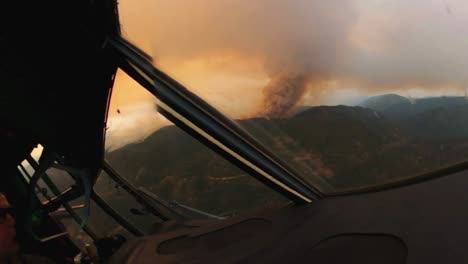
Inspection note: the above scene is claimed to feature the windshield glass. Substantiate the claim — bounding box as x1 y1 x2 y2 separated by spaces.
116 0 468 193
104 69 288 219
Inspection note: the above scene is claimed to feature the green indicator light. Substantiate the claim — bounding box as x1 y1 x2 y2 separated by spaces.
31 212 42 226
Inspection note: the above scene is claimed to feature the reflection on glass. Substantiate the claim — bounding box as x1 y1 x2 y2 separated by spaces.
94 171 163 233
104 70 288 217
42 167 75 193
31 172 134 249
72 198 133 239
52 216 93 250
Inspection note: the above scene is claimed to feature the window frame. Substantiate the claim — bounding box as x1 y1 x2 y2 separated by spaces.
107 36 321 203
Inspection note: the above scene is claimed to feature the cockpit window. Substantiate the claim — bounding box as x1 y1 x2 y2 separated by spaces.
116 1 468 193
104 69 288 219
94 170 164 233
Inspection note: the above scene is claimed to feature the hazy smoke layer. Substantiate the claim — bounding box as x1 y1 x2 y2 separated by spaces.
120 0 468 117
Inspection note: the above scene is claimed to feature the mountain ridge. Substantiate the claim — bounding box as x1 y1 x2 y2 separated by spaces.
104 94 468 214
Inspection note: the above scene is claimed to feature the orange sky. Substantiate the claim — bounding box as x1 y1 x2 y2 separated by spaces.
106 0 468 149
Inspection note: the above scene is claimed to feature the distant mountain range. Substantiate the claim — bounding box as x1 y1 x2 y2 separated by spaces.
103 94 468 218
359 94 468 140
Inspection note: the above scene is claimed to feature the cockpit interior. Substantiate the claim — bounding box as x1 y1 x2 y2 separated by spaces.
2 1 468 263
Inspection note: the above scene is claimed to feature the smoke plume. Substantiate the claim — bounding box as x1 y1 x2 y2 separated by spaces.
261 74 307 118
118 0 468 118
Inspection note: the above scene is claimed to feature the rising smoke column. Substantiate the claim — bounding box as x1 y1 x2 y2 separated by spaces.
261 74 307 118
250 0 357 118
